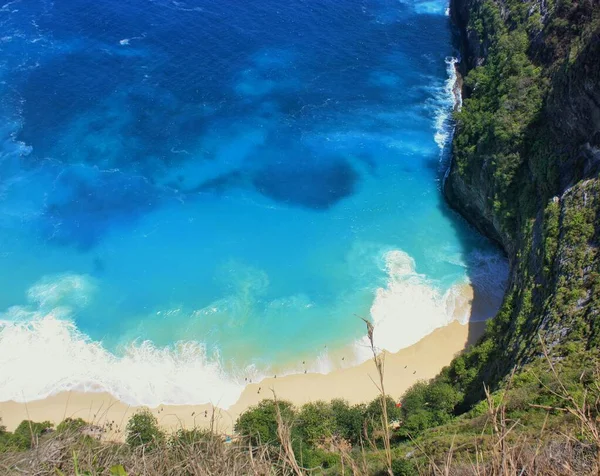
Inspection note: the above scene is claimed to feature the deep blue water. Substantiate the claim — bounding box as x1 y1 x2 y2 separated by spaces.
0 0 507 406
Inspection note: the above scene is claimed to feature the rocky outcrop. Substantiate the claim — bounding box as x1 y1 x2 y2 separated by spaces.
548 33 600 187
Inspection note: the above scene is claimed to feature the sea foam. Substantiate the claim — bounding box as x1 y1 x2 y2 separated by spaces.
0 245 507 408
0 275 249 408
357 249 503 359
433 57 460 151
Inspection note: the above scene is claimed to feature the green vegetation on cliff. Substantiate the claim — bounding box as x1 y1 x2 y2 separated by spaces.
454 0 545 232
442 0 600 414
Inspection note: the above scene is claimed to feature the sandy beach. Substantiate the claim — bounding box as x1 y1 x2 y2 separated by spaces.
0 319 485 437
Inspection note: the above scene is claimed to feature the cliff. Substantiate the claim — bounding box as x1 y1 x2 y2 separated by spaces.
443 0 600 406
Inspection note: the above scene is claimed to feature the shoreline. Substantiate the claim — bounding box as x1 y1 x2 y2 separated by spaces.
0 319 486 437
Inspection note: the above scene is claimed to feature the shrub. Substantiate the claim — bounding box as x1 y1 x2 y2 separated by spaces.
297 447 340 470
10 420 53 450
234 399 295 446
398 380 462 437
169 428 211 446
392 458 418 475
330 399 366 445
362 396 402 446
296 401 334 446
366 395 402 424
125 410 164 449
57 417 88 434
0 419 10 452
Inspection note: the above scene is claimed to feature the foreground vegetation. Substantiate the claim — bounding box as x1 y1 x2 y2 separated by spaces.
2 344 600 475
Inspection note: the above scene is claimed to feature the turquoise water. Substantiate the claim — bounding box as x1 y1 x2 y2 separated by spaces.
0 0 507 407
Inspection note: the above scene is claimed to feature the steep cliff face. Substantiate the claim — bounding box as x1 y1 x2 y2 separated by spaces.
444 0 600 403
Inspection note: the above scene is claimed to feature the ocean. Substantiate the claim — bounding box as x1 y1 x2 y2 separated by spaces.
0 0 507 408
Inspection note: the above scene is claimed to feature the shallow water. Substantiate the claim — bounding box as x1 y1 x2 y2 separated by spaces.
0 0 507 407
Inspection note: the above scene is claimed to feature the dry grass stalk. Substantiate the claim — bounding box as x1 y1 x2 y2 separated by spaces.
272 391 304 476
361 316 393 476
331 436 363 476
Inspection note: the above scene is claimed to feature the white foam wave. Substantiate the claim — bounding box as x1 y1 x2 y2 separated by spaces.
0 247 506 407
0 275 249 408
119 34 146 46
27 274 95 309
353 250 461 357
0 120 32 163
0 315 248 408
353 248 507 359
433 57 460 152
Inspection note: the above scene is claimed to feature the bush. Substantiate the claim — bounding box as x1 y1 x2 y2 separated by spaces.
234 399 295 446
366 396 402 425
296 401 334 446
57 417 88 434
9 420 53 450
361 396 403 446
330 399 366 445
398 380 462 437
297 446 340 470
170 428 212 446
0 419 10 452
125 410 164 449
392 458 418 475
